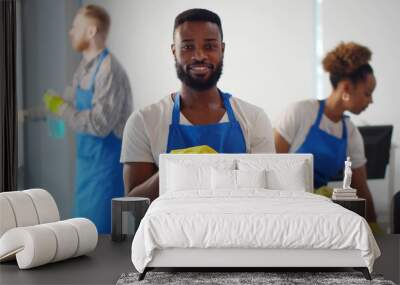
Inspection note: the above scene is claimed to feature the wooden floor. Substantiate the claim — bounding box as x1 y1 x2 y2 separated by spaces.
0 235 398 284
373 234 400 284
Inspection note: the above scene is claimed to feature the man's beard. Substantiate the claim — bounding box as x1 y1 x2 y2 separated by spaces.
175 59 223 91
73 37 90 52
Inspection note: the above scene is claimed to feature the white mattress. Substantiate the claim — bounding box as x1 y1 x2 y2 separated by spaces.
131 190 380 273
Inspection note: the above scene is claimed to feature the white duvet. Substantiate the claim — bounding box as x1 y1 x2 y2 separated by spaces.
131 190 380 273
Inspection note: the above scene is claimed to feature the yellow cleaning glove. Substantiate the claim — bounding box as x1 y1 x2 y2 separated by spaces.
43 91 65 114
369 222 385 235
171 145 218 154
314 186 333 198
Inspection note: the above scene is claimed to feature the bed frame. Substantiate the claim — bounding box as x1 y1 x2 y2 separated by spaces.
139 154 371 280
140 248 370 280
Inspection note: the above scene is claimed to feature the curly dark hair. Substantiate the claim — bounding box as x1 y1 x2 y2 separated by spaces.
322 42 374 88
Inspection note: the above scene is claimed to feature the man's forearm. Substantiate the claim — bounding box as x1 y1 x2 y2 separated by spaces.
127 172 159 202
358 187 377 222
351 166 377 223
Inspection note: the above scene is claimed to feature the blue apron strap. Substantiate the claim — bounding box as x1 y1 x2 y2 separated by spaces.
221 92 238 123
342 115 348 139
316 100 348 139
89 48 109 90
313 100 325 127
171 93 181 125
172 91 237 125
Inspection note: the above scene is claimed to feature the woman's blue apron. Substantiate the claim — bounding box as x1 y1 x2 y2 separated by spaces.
74 49 124 233
166 92 247 154
296 100 348 188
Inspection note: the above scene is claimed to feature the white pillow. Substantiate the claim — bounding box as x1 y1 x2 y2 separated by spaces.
236 169 267 189
266 164 307 191
211 169 268 190
238 159 308 191
166 159 235 192
166 162 211 191
211 168 236 190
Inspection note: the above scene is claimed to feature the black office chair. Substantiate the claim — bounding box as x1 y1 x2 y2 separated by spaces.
394 191 400 234
331 125 393 181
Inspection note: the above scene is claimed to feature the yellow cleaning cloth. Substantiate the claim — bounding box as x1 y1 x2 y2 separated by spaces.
170 145 218 154
314 186 334 198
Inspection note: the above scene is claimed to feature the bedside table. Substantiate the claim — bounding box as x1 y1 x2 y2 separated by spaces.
111 197 150 242
332 198 366 218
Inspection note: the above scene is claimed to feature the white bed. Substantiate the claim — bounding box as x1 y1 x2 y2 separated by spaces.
131 154 380 280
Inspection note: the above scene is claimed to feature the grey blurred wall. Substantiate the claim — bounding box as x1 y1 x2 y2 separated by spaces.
20 0 81 219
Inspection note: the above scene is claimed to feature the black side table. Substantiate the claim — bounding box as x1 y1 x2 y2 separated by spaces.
111 197 150 242
332 198 366 218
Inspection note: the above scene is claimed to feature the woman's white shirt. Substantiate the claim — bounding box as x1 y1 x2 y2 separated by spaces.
275 99 366 169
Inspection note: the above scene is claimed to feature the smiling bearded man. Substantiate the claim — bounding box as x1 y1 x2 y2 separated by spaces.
120 8 276 201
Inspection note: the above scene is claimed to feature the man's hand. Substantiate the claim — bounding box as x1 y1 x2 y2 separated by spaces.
123 162 159 201
43 90 65 115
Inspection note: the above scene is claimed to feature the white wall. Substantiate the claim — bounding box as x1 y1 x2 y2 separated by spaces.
83 0 399 226
322 0 400 226
83 0 315 122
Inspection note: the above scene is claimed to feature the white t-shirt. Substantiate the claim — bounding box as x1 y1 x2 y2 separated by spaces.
275 99 366 169
121 94 275 166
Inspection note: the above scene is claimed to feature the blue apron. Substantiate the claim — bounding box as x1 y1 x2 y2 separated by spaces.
296 100 348 188
166 92 247 153
74 49 124 233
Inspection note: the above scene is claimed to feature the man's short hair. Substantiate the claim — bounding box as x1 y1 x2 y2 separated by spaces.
79 4 111 36
173 8 223 40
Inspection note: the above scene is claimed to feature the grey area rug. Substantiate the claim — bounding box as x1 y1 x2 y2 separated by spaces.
116 272 396 285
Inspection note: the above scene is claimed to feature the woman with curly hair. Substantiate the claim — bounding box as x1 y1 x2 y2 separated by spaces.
274 42 379 227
